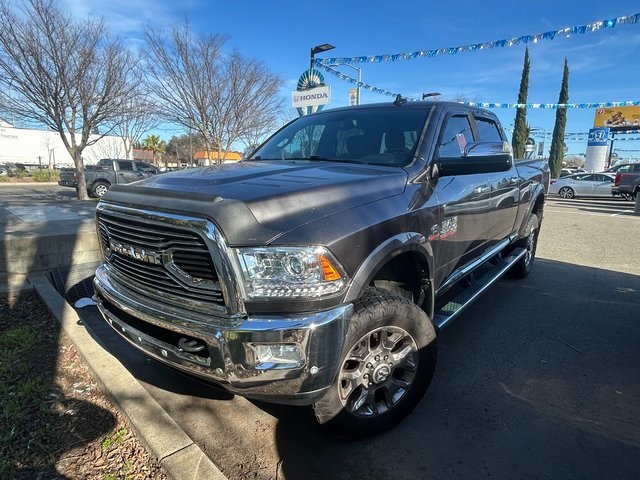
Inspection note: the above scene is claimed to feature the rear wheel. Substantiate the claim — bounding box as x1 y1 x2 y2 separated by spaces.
557 187 575 199
313 288 437 439
509 213 540 278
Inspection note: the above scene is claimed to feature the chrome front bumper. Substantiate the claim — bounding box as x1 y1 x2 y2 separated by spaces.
93 263 352 405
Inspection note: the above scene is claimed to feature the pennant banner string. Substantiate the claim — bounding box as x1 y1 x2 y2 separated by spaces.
317 63 640 109
317 13 640 65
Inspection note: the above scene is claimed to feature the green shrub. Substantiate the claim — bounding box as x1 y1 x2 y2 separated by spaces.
10 168 28 178
31 168 60 182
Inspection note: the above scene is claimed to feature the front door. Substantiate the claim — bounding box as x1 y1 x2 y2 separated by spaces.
430 112 492 289
116 160 144 184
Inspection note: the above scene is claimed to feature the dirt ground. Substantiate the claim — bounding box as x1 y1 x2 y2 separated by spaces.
0 293 167 479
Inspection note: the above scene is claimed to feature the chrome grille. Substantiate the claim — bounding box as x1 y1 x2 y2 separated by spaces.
97 210 225 311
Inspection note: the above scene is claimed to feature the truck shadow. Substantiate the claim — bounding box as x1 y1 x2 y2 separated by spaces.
268 258 640 479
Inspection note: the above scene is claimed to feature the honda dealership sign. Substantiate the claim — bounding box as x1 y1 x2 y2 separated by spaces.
293 69 330 116
584 127 610 172
291 86 331 109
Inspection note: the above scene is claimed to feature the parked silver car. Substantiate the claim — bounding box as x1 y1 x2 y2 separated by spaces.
549 173 616 199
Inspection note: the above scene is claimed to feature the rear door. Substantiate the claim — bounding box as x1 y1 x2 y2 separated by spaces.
135 162 159 179
475 114 520 246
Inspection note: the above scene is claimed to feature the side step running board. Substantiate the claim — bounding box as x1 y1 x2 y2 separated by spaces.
433 247 526 331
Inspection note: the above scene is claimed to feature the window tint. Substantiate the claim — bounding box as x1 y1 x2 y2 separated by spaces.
475 117 503 142
575 174 595 181
251 106 431 167
594 174 613 182
438 115 474 158
137 162 156 173
117 161 134 171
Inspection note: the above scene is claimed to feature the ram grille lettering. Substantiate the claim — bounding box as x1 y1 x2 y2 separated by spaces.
109 240 162 265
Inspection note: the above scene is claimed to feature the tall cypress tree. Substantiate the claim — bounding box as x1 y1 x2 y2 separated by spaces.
512 47 530 158
549 58 570 178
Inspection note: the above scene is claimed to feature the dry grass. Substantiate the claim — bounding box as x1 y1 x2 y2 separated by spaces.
0 293 167 480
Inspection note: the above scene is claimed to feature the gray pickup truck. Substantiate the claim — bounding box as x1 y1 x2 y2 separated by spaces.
58 158 159 197
92 100 549 438
611 163 640 200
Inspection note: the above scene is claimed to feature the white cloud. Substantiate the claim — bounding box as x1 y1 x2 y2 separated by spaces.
60 0 187 38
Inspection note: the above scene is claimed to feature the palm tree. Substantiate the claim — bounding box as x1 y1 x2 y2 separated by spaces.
141 134 166 165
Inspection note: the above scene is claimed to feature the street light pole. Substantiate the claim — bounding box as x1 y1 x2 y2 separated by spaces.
327 63 362 105
310 43 335 71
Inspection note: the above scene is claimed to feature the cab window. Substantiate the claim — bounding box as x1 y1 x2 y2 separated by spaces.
475 117 503 142
437 115 474 158
117 161 134 171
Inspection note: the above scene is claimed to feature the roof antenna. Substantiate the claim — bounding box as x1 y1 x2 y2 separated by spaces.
422 92 441 100
394 94 407 106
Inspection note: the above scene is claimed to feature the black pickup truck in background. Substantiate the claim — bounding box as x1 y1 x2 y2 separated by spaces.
58 158 159 197
92 100 549 438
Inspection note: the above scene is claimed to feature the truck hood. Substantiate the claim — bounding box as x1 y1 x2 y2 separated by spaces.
103 161 407 245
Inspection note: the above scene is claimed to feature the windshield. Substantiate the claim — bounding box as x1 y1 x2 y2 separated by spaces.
249 106 432 167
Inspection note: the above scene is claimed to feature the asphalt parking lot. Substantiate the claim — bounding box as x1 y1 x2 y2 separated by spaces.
68 195 640 480
2 184 639 478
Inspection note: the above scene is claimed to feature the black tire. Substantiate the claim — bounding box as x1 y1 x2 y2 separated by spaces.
557 186 575 199
92 181 110 198
509 213 540 278
313 288 437 439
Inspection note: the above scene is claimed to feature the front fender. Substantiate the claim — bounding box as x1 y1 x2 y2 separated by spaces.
343 232 435 316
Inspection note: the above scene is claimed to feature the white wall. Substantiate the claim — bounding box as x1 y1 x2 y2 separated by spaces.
0 125 126 167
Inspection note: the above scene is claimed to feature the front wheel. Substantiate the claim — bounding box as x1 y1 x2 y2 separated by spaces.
313 288 437 439
557 186 575 199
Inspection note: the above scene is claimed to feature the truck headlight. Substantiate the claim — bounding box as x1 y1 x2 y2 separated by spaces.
234 246 346 299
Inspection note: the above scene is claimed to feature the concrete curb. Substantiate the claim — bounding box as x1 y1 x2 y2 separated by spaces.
29 273 228 480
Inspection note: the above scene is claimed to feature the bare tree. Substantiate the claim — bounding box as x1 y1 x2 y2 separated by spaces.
0 0 137 199
144 22 284 164
111 76 160 159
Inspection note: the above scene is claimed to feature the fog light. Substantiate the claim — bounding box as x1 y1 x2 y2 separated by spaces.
248 343 303 369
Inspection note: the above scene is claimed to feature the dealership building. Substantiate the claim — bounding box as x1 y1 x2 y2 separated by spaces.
0 119 125 168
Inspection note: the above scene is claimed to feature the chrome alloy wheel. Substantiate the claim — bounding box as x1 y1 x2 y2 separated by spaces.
558 187 574 199
338 326 418 417
94 184 109 197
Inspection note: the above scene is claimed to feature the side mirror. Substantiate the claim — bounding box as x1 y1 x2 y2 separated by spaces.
436 141 513 177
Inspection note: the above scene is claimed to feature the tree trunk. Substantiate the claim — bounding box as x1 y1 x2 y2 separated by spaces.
634 194 640 216
74 149 89 200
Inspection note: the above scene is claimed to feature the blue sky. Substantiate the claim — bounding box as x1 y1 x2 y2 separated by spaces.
64 0 640 158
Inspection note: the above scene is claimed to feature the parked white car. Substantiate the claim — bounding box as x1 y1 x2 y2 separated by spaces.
549 173 616 199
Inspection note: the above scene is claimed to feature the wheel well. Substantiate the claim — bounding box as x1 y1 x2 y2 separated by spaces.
532 193 545 217
370 252 431 314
